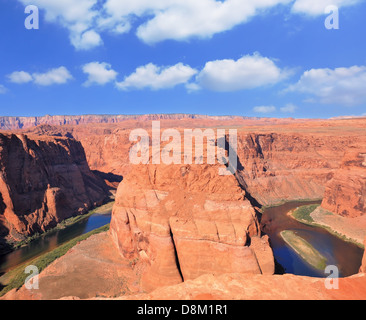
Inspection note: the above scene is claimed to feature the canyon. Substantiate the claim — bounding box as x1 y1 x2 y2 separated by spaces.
0 132 110 253
0 114 366 300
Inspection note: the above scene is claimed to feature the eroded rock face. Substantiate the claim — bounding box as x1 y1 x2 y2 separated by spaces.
322 152 366 218
235 132 356 206
20 118 366 207
110 160 274 292
0 133 109 250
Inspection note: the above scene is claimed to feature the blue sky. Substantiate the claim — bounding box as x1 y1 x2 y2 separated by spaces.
0 0 366 118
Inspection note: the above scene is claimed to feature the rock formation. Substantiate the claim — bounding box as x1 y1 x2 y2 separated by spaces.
0 133 109 252
1 116 366 300
322 152 366 218
22 119 366 206
110 134 274 292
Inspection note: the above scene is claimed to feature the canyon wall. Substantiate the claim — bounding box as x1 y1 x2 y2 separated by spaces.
321 151 366 218
19 118 366 208
235 132 361 205
74 127 366 206
0 133 109 252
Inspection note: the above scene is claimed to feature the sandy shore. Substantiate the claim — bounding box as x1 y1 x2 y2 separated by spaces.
288 206 366 248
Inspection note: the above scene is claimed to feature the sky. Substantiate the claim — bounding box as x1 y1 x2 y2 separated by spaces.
0 0 366 119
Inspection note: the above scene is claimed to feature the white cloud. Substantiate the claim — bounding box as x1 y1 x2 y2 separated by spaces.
116 63 198 91
32 67 73 86
7 71 33 84
7 67 73 86
288 65 366 106
280 103 298 113
195 53 288 92
253 105 277 114
292 0 361 15
15 0 365 48
132 0 292 44
15 0 292 48
82 62 118 86
19 0 101 50
0 85 7 94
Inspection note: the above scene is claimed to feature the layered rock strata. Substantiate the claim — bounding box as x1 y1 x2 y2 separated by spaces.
110 136 275 292
321 152 366 218
0 133 109 250
23 120 366 206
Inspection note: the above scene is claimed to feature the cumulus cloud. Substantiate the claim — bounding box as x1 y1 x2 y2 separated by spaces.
288 65 366 106
19 0 101 50
195 53 288 92
253 105 277 114
16 0 364 48
292 0 361 15
32 67 73 86
132 0 292 44
82 62 118 86
116 63 198 91
113 53 288 92
7 71 33 84
7 67 73 86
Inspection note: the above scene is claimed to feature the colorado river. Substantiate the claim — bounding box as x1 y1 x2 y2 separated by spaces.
0 205 112 274
261 201 364 278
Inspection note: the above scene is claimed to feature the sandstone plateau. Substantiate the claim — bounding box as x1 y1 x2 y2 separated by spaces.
0 133 109 252
1 115 366 300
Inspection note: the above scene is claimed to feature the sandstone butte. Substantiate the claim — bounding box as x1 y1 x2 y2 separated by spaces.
0 132 110 253
1 115 366 300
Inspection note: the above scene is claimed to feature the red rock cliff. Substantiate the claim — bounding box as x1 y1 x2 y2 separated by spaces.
322 152 366 217
0 133 109 251
79 127 364 206
22 119 366 208
19 118 366 208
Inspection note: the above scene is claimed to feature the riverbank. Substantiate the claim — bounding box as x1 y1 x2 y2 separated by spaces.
8 200 115 251
260 198 323 211
0 224 110 297
288 205 366 249
1 230 145 300
261 200 364 278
